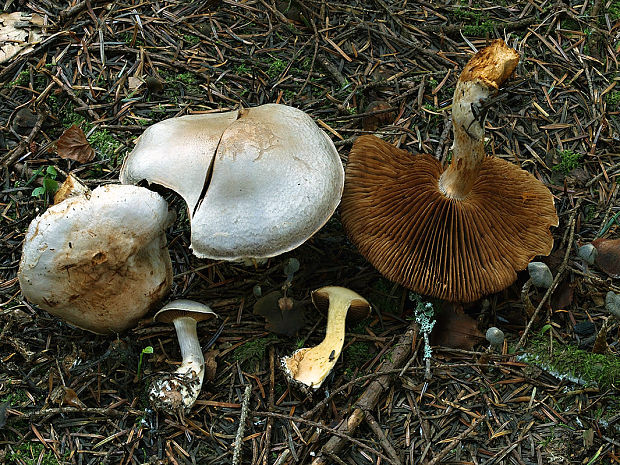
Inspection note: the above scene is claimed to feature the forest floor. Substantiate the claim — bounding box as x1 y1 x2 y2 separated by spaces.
1 1 620 464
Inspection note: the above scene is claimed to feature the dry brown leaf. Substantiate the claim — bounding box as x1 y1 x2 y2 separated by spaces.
0 12 45 64
57 125 95 163
204 349 219 382
431 303 484 350
592 238 620 278
253 291 306 337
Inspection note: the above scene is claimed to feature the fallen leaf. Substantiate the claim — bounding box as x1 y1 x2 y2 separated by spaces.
431 303 484 350
592 238 620 278
550 278 574 310
50 386 86 408
203 349 219 382
57 125 95 163
128 76 143 91
362 101 396 132
253 290 306 337
0 12 45 64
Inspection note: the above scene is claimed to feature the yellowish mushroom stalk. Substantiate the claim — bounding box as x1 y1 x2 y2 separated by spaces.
281 286 370 389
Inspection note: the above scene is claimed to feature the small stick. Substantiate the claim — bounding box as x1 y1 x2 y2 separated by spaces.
1 110 46 168
426 419 479 465
232 384 252 465
516 198 582 350
365 412 402 465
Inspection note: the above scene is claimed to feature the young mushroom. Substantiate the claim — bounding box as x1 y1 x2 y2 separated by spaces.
281 286 371 389
521 261 553 317
149 299 217 412
120 104 344 261
18 178 172 334
340 40 558 302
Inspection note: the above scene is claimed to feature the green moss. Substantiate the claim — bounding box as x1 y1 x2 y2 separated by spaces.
183 34 200 45
344 342 373 368
2 388 29 405
463 20 495 36
606 90 620 107
266 59 287 78
8 442 67 465
88 128 123 162
552 149 583 174
523 335 620 389
234 335 278 368
610 0 620 21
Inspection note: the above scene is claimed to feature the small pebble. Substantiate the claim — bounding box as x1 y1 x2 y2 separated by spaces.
605 291 620 320
527 261 553 289
486 327 504 347
578 243 597 265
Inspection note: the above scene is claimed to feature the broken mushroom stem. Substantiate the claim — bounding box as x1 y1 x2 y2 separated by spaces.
439 40 519 199
149 300 217 412
281 286 371 389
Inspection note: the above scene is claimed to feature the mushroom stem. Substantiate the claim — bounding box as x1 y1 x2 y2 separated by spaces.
438 40 519 199
283 298 348 388
174 317 205 382
149 316 205 411
281 286 371 389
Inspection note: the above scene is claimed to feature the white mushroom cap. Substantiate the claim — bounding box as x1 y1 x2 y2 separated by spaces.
18 184 172 334
120 104 344 260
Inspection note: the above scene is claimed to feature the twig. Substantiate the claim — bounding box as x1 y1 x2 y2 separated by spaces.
311 323 417 465
365 412 402 465
232 384 252 465
1 110 47 168
427 419 479 465
254 411 392 463
515 198 582 350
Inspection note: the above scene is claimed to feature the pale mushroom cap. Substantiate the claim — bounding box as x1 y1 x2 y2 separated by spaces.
120 111 238 213
120 104 344 260
18 184 172 334
154 299 217 323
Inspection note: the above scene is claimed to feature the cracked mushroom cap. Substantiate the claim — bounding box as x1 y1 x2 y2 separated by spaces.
18 184 173 334
341 41 558 303
120 104 344 260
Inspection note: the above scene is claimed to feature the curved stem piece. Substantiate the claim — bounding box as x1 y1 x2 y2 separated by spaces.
439 40 520 199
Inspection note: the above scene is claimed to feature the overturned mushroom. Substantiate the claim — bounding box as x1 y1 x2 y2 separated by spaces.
149 299 218 412
341 40 558 302
120 104 344 261
281 286 371 389
18 178 172 334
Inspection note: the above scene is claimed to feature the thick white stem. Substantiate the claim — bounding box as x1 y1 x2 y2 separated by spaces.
174 317 205 381
149 317 205 412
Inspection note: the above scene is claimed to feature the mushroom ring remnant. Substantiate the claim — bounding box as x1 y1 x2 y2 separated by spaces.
120 103 344 261
18 182 172 334
340 40 559 303
281 286 371 389
149 299 217 412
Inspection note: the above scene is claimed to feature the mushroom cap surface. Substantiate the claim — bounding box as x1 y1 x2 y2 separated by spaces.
18 184 172 334
340 135 558 302
311 286 371 321
120 104 344 260
154 299 217 323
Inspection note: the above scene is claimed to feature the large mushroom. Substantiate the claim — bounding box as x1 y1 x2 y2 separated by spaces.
18 178 172 334
281 286 371 389
120 104 344 261
340 40 558 302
